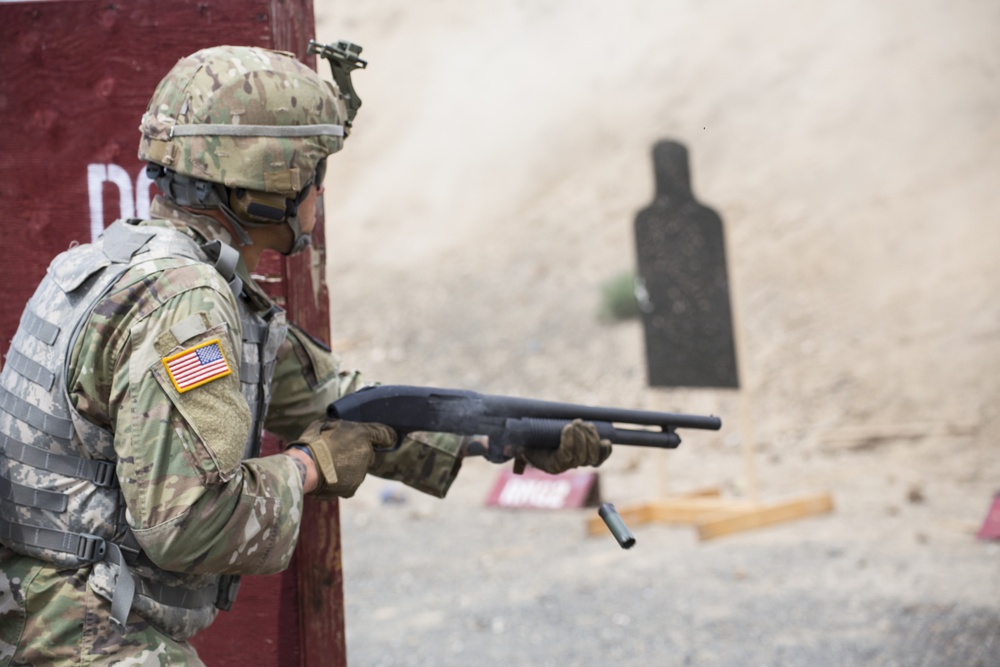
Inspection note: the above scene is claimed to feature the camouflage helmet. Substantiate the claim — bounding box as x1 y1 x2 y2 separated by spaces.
138 45 346 197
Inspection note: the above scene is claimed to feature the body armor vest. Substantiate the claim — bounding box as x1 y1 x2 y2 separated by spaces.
0 219 286 637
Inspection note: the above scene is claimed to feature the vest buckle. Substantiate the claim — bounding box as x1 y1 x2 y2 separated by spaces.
93 460 117 488
215 574 241 611
77 533 107 562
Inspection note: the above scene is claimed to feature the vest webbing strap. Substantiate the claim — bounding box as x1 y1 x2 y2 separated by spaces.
136 578 218 610
0 515 107 562
104 542 136 631
200 240 244 298
5 345 55 391
0 432 116 487
0 476 67 512
241 320 269 344
101 223 155 264
0 386 74 440
239 359 279 385
21 310 59 346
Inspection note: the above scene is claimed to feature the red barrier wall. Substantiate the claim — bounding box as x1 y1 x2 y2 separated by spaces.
0 2 345 665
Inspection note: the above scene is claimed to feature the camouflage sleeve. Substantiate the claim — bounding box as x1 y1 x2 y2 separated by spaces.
264 326 464 498
368 431 464 499
103 264 304 575
263 324 361 442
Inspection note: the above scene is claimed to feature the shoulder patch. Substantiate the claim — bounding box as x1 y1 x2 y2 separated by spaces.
162 338 232 393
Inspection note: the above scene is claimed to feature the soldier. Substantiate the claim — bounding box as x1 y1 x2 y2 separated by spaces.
0 45 610 665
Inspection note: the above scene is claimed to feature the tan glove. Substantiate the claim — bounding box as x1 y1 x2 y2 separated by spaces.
289 419 396 498
517 419 612 474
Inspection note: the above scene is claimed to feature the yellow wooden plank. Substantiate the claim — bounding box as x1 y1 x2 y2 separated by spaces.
587 497 747 535
587 492 835 539
678 487 724 499
647 498 754 523
695 493 834 541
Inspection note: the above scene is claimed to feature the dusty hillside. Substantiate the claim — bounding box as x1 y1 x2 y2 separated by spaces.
311 1 1000 664
315 0 999 446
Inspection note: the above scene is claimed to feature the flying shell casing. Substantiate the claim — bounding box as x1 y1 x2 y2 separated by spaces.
598 503 636 549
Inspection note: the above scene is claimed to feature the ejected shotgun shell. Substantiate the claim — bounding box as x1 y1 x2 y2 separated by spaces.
598 503 636 549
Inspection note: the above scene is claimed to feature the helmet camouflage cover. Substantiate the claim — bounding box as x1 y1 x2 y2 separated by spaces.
139 45 346 197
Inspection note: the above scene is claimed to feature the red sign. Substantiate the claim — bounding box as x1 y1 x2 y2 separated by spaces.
485 467 601 510
977 493 1000 541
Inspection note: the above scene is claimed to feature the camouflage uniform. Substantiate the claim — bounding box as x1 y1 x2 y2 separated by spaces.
0 198 464 665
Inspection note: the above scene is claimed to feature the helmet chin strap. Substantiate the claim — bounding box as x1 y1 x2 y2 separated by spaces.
215 201 257 247
218 202 312 255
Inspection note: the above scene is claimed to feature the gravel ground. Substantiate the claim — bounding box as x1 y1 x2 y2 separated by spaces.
340 442 1000 667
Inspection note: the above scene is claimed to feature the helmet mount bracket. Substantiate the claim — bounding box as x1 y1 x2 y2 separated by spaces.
308 39 367 130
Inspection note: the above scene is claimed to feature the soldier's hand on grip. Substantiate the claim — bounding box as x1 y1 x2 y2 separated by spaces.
290 419 396 498
517 419 612 474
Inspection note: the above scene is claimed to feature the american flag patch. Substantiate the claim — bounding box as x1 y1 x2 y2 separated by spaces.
162 339 232 393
